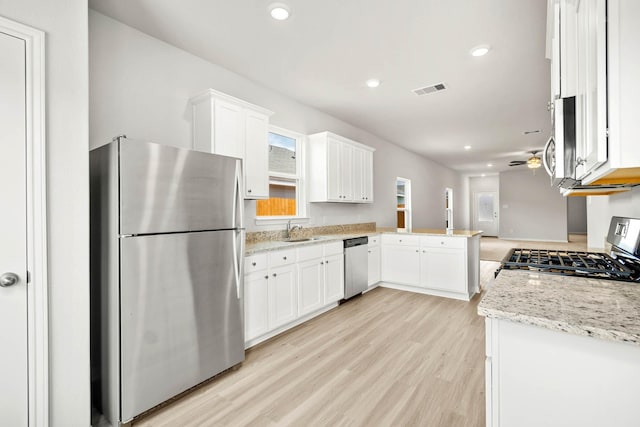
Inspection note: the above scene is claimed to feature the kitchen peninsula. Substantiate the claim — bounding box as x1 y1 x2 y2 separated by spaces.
379 228 482 301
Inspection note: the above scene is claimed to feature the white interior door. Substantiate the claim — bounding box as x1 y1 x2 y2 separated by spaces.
0 30 29 426
474 191 499 237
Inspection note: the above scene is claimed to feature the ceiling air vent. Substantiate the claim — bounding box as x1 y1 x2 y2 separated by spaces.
412 82 447 96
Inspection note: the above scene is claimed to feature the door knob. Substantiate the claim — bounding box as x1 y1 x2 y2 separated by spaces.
0 272 20 287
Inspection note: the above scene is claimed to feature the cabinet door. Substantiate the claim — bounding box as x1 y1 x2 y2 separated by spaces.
352 148 364 202
298 259 324 316
244 271 269 342
381 245 420 286
367 244 381 287
214 99 244 158
327 138 342 201
324 254 344 303
560 0 578 97
268 264 298 329
341 144 354 201
244 109 269 199
420 248 466 293
575 0 607 179
363 150 374 202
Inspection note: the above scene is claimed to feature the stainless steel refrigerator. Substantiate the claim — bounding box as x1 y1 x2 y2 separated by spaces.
90 136 245 426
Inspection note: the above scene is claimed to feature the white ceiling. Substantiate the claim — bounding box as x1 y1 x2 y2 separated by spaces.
89 0 551 174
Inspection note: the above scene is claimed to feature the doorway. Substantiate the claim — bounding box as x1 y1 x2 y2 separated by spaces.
396 177 411 230
473 191 499 236
0 17 48 427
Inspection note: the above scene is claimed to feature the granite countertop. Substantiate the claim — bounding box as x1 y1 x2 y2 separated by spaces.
376 227 483 237
245 231 380 255
478 269 640 346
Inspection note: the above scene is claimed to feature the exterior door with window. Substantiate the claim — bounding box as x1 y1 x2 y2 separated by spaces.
474 191 499 237
0 29 29 426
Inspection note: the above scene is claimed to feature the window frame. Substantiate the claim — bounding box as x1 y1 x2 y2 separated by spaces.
255 125 308 224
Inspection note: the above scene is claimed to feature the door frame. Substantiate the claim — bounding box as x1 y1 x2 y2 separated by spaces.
472 190 499 237
0 15 48 426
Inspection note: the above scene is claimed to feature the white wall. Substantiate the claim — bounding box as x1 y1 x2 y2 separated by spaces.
499 169 568 241
586 186 640 250
567 196 587 234
89 11 463 232
0 0 89 425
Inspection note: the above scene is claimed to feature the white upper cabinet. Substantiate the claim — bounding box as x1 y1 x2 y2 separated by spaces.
308 131 375 203
549 0 640 188
243 109 270 198
190 89 274 199
574 0 607 180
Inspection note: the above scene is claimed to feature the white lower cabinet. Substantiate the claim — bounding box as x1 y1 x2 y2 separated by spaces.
380 233 479 301
485 318 640 427
381 244 420 286
244 242 345 347
297 259 324 316
324 253 344 302
244 271 270 341
268 264 298 329
419 247 466 293
367 244 381 287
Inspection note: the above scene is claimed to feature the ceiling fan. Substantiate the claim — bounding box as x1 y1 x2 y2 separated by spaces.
509 150 542 169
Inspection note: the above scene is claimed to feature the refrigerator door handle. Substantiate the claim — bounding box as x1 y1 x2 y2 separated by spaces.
233 159 244 230
232 229 244 300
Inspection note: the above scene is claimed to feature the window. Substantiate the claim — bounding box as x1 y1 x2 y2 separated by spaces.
256 126 305 218
396 177 411 230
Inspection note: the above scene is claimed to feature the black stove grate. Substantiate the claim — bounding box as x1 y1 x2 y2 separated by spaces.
500 248 640 282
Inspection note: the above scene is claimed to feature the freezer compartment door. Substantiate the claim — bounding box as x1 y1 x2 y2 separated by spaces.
120 230 244 422
118 139 241 235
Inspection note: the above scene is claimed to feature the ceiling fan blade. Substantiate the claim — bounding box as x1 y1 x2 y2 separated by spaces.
509 161 526 166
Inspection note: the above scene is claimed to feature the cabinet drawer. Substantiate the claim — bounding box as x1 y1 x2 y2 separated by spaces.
268 248 297 267
420 236 466 249
297 244 324 262
324 241 344 256
245 253 267 273
368 235 380 247
381 234 420 246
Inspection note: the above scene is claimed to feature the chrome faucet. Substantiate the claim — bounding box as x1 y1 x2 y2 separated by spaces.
287 220 302 238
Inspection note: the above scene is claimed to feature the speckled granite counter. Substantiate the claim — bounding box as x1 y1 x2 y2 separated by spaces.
478 269 640 345
245 232 379 255
377 228 483 237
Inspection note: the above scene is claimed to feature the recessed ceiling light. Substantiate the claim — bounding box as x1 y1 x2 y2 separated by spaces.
470 44 491 57
487 163 493 167
464 145 472 150
366 78 381 88
269 3 290 20
481 174 486 177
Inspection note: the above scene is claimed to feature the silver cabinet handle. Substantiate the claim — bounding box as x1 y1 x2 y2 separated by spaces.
283 256 287 260
264 275 268 280
252 262 257 266
326 260 329 264
248 189 252 193
321 261 324 265
0 272 19 287
273 273 277 277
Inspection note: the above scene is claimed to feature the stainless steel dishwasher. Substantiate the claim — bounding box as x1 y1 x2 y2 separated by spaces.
343 236 369 300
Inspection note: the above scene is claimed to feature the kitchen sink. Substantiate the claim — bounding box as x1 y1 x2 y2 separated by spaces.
280 237 324 243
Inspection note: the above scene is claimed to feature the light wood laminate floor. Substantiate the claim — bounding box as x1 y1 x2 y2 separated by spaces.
134 263 500 427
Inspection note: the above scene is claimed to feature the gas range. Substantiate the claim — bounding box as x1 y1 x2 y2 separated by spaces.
497 216 640 284
500 248 640 283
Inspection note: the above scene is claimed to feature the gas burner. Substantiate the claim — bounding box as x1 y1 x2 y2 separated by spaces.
499 248 640 283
